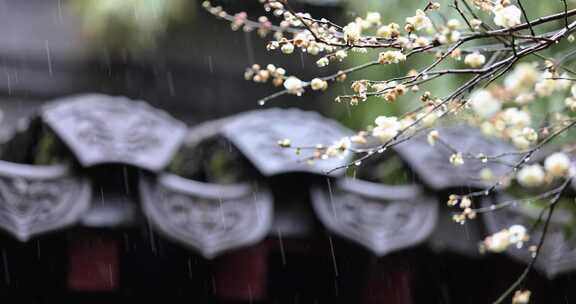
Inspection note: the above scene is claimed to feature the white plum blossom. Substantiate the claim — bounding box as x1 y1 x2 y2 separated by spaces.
535 72 558 97
517 164 545 187
483 225 528 253
293 33 309 47
544 152 571 177
449 153 464 166
374 115 401 130
502 108 531 128
514 93 535 105
469 90 501 119
509 128 537 149
522 127 538 142
508 225 528 247
306 42 321 55
484 229 511 253
376 23 400 39
310 78 328 91
511 130 531 149
504 63 539 94
427 130 439 146
281 43 294 54
406 9 431 31
283 76 303 93
566 96 576 112
335 50 348 61
316 57 329 67
480 121 496 137
459 196 472 208
447 19 461 30
493 5 522 28
343 22 362 42
378 50 407 64
277 138 291 147
464 52 486 68
470 18 482 29
512 290 531 304
372 116 401 143
324 137 351 159
414 36 430 47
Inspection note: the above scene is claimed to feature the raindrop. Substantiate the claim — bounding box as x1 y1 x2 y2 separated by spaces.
326 177 337 220
45 40 53 76
166 72 175 96
327 236 339 277
207 56 214 74
377 148 386 153
277 230 286 266
258 100 266 106
354 160 362 166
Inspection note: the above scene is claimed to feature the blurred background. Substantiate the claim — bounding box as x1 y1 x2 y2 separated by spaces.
0 0 568 131
0 1 575 304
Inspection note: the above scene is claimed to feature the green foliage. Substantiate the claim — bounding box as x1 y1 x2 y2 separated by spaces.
68 0 192 52
349 153 412 185
329 0 576 131
169 138 254 184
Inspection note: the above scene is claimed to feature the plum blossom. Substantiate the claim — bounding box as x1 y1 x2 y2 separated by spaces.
343 22 362 42
502 108 531 128
483 224 528 253
405 9 431 31
283 76 303 93
310 78 328 91
493 5 522 28
504 63 539 94
517 164 545 187
544 152 571 177
469 90 501 118
372 116 400 143
464 52 485 68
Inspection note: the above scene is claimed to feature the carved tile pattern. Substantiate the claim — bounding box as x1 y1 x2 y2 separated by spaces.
482 196 576 278
42 94 186 172
394 126 519 190
221 108 353 176
140 176 273 259
312 181 438 256
0 174 91 241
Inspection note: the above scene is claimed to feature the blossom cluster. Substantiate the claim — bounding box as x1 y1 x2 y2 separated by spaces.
480 224 529 253
448 195 477 224
467 62 574 151
210 0 576 300
516 152 572 188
